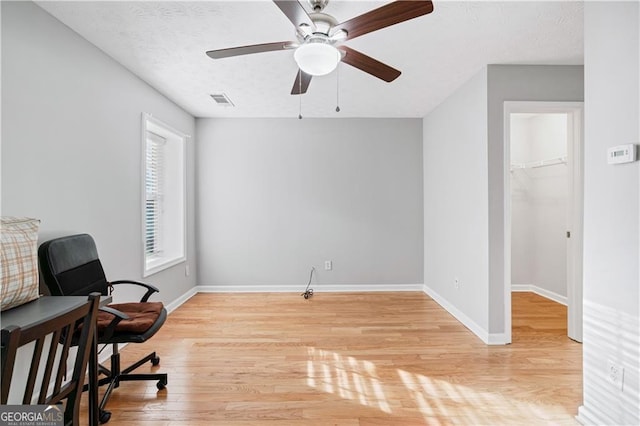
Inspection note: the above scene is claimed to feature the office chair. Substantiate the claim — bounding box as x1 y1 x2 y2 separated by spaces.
38 234 168 424
1 293 100 426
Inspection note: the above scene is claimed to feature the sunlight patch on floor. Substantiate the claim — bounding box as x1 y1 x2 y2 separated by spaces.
398 368 576 424
306 347 576 423
306 347 391 413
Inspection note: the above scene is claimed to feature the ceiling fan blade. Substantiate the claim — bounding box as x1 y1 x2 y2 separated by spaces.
291 70 312 95
333 0 434 41
273 1 315 30
206 41 296 59
337 46 401 82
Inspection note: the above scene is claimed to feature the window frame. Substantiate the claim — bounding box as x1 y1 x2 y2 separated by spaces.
141 113 187 277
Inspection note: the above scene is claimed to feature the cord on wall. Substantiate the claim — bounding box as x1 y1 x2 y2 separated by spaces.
301 266 315 299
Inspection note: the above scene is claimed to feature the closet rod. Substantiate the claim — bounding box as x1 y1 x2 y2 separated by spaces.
511 156 567 171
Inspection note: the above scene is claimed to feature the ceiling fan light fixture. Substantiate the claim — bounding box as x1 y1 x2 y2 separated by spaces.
294 42 340 76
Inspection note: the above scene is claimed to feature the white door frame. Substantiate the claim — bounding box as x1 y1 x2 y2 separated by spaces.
503 101 584 343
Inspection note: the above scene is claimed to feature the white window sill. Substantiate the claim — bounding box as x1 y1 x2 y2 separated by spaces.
144 255 186 277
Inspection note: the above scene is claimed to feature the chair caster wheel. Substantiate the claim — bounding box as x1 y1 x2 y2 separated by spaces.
99 410 111 424
157 379 167 390
151 355 160 366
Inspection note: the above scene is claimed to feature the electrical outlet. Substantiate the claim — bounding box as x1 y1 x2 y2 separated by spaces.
607 360 625 391
454 277 460 290
185 264 190 277
324 260 332 271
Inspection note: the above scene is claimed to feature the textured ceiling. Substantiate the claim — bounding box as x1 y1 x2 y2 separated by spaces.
36 1 584 118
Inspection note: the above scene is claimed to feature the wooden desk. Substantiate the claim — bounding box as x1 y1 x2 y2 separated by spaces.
1 295 111 426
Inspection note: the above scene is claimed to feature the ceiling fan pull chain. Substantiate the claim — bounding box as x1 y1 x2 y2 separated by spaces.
336 63 341 113
298 69 303 119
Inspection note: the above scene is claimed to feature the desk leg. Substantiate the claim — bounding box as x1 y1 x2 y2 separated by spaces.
88 329 98 426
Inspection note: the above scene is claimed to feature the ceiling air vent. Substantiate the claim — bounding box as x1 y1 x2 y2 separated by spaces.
210 93 234 107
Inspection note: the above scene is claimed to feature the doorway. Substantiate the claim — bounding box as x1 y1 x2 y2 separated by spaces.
504 102 583 343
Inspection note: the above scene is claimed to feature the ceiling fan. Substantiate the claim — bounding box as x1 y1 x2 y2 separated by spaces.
206 0 434 95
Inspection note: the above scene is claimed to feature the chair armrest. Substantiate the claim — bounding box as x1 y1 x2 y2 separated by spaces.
109 280 159 302
98 306 129 340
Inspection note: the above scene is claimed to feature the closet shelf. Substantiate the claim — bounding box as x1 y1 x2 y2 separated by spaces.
511 156 567 171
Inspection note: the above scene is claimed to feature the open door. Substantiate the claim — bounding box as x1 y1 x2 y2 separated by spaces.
504 101 583 343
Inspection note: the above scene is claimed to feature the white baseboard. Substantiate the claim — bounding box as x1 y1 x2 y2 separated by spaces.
511 284 568 306
165 287 198 314
196 283 424 293
511 284 534 292
486 332 510 345
422 284 507 345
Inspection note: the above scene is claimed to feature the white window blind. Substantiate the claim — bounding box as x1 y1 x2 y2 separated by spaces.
141 113 186 277
145 132 166 257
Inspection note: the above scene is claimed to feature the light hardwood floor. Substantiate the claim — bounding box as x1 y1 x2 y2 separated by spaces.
86 291 582 425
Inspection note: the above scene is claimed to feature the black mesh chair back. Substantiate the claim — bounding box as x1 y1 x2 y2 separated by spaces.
38 234 109 297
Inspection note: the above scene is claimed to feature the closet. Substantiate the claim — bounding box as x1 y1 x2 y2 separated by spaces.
510 113 569 303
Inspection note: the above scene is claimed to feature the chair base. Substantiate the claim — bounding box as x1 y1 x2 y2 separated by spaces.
88 346 168 423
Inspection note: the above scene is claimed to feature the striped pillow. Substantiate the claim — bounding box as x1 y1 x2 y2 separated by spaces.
1 217 41 311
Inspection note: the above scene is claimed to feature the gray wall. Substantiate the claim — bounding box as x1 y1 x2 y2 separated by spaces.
196 118 424 290
486 65 584 335
423 68 490 335
1 1 197 305
579 2 639 424
423 65 583 342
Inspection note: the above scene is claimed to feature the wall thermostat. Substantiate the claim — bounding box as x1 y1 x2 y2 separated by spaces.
607 144 637 164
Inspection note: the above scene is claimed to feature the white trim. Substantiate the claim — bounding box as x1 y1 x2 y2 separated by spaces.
511 285 568 306
422 284 508 345
486 333 509 345
503 101 584 344
142 112 191 139
511 284 534 292
503 105 514 344
141 112 188 278
566 106 584 342
196 283 424 293
165 287 198 314
144 257 186 278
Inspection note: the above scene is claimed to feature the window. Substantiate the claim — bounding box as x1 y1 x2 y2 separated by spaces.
142 113 186 276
